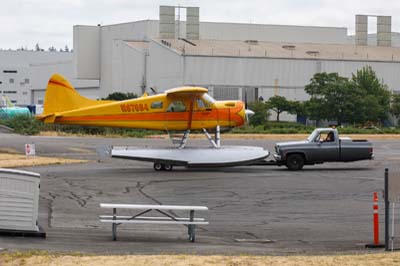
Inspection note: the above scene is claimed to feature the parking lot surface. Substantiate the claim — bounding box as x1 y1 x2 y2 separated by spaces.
0 133 397 255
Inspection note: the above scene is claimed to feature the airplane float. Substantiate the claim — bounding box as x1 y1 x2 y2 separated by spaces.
37 74 269 171
0 95 30 118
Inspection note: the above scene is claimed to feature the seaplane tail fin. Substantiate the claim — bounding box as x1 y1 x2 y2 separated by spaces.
38 74 110 122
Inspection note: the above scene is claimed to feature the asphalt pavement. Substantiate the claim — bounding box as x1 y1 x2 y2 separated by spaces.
0 132 397 255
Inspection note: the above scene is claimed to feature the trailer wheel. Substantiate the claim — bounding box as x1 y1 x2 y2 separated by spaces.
153 163 165 171
164 164 173 171
286 154 304 171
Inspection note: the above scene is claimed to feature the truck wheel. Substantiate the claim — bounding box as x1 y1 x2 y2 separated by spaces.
286 154 304 171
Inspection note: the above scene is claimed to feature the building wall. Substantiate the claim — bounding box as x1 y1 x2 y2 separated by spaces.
74 25 101 79
111 41 147 95
0 51 72 106
144 48 400 121
0 67 31 106
147 40 183 91
0 50 72 67
74 20 350 96
30 61 99 104
71 18 400 124
321 60 400 91
183 56 316 95
200 22 348 44
99 21 157 97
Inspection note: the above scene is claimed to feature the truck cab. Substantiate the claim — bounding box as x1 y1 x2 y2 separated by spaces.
274 128 373 170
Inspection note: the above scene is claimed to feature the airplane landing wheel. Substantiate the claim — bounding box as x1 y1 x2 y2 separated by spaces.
164 164 173 171
153 163 165 171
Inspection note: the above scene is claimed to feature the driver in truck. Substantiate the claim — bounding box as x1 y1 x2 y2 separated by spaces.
324 131 335 142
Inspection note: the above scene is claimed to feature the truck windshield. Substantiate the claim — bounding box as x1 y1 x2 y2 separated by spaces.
307 129 336 142
306 130 319 142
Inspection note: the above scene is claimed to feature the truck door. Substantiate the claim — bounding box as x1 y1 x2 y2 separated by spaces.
309 130 340 162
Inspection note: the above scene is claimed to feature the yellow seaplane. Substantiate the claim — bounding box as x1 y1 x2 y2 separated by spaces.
37 74 269 171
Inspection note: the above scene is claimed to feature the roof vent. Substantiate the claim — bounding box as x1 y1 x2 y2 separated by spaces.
161 40 172 48
245 40 258 45
306 50 320 56
282 45 296 50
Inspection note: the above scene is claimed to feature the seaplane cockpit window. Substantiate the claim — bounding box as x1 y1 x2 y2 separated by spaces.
196 98 206 109
151 101 163 109
166 101 186 112
201 93 216 105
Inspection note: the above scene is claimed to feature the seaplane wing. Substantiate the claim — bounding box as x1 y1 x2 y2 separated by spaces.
37 74 270 171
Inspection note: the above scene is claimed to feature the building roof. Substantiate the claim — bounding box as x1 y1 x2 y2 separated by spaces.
125 41 149 51
155 39 400 62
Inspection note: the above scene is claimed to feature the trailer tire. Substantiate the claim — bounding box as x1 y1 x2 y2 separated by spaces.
153 163 165 171
164 164 173 171
286 154 304 171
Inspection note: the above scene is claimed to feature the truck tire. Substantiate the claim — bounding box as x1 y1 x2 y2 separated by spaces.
286 154 304 171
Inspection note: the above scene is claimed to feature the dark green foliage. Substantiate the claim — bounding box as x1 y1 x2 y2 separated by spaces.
0 115 162 137
304 67 391 125
267 96 293 122
392 94 400 119
232 121 314 134
247 101 270 126
305 72 358 125
0 115 41 135
350 66 391 123
102 92 138 101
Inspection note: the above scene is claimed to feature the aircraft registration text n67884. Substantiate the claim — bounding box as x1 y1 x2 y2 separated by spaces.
120 103 149 113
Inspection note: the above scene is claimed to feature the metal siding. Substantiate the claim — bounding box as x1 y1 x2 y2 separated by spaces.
186 7 200 40
73 25 100 79
147 41 183 90
0 169 40 232
199 22 348 44
159 6 175 39
213 87 239 100
100 21 156 98
321 60 400 92
184 56 316 88
112 41 146 95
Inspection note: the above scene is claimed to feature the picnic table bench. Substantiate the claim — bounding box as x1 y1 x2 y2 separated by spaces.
100 203 209 242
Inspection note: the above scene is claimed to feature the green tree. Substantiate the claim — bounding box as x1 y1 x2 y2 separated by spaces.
289 100 307 117
247 101 270 126
267 95 294 122
102 92 138 101
350 66 391 124
391 94 400 120
304 68 390 125
305 72 359 125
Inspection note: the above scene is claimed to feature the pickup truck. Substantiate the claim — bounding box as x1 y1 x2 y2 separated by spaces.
273 128 374 170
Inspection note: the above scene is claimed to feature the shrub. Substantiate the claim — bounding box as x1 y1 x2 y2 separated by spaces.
1 115 41 135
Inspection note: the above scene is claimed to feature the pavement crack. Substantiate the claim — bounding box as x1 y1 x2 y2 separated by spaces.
69 191 90 207
42 192 58 228
137 181 162 205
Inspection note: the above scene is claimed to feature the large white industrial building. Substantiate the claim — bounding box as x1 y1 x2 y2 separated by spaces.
3 6 400 122
0 51 98 106
72 8 400 106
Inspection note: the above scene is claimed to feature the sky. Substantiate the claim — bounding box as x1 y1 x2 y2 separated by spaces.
2 0 400 50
